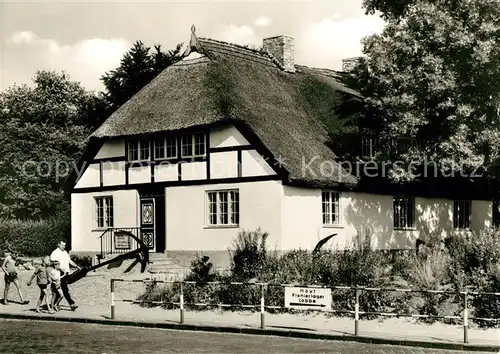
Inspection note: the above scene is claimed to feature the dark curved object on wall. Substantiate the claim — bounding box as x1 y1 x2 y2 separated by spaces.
313 233 337 255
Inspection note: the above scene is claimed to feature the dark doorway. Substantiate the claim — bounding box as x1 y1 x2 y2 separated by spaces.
138 187 166 253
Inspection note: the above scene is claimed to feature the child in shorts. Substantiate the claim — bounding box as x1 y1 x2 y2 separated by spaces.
48 260 64 311
27 256 53 313
2 252 29 305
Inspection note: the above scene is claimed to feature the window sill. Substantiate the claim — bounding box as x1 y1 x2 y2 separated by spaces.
394 227 417 231
181 155 206 159
322 224 344 229
204 225 240 229
154 157 178 162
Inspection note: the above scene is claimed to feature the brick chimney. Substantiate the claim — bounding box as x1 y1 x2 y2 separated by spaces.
342 56 362 72
263 35 295 73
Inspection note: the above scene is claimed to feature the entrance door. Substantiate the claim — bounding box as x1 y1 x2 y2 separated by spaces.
140 198 156 251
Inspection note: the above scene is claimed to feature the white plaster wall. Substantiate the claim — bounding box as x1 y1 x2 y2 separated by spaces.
241 150 275 177
128 166 151 184
71 190 139 252
210 124 249 147
210 151 238 178
165 181 283 251
95 140 125 159
182 161 207 180
74 164 100 189
154 163 178 182
281 186 494 251
102 161 126 186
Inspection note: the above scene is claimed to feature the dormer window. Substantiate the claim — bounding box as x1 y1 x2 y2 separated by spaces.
128 139 150 161
181 133 206 158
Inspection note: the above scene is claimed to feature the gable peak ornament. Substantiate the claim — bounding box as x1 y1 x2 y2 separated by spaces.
183 24 204 57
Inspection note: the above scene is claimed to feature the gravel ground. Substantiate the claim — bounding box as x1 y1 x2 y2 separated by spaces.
1 259 151 308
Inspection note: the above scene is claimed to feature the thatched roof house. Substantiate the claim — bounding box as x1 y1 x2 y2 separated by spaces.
91 30 364 189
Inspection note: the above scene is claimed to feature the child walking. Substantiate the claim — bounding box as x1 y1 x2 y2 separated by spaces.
27 256 54 313
48 260 64 311
2 252 29 305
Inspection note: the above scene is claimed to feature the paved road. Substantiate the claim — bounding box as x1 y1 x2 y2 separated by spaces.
0 319 494 353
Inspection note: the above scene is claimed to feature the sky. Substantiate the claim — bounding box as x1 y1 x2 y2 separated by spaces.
0 0 385 93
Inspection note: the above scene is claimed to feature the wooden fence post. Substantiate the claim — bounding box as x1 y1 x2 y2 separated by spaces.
355 286 360 336
463 292 468 344
110 279 115 319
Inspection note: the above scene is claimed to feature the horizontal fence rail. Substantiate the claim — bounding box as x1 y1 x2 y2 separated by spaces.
109 279 500 344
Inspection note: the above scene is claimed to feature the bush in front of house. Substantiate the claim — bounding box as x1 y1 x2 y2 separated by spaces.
137 253 221 310
70 254 94 268
0 212 70 257
136 227 500 328
183 254 222 308
136 280 180 309
445 229 500 326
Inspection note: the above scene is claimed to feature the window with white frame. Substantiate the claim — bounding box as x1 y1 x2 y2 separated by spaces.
154 136 177 160
322 191 341 225
95 196 114 228
393 196 415 229
453 200 471 229
181 133 206 158
493 199 500 228
128 139 150 161
207 190 239 226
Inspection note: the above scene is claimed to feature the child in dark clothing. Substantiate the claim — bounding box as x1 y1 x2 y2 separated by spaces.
27 256 53 313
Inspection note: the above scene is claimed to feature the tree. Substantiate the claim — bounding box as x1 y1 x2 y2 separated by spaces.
354 0 500 181
0 40 183 219
101 40 182 111
0 70 95 219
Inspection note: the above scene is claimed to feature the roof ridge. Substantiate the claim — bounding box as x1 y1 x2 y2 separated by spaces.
198 37 263 55
199 37 293 72
198 37 351 76
295 64 342 75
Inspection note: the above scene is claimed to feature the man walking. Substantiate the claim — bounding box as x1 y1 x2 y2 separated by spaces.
50 240 81 311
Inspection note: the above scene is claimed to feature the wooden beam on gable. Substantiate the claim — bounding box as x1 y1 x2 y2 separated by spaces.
124 140 129 185
72 174 281 194
205 127 211 180
150 139 155 183
237 149 242 178
66 137 104 195
231 120 290 181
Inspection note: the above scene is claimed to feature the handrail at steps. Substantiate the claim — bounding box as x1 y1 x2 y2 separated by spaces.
97 227 142 259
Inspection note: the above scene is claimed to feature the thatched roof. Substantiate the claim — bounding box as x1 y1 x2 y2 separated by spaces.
91 36 363 187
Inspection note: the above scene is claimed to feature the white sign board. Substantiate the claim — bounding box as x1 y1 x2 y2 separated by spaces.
284 287 332 311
